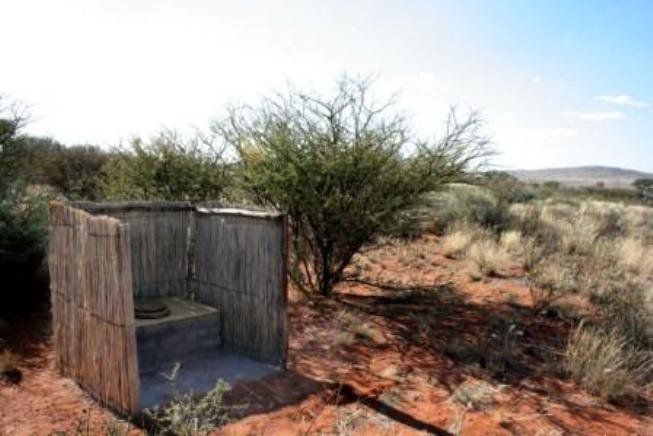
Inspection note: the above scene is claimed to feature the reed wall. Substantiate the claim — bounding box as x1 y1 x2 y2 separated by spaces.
73 202 193 298
195 208 288 365
48 202 140 414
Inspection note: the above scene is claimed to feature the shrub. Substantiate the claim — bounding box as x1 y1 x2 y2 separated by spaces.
146 377 234 435
427 184 513 235
43 144 110 200
563 324 653 400
633 178 653 203
101 132 230 202
0 189 49 314
216 76 489 296
527 259 577 310
480 170 535 204
0 99 50 314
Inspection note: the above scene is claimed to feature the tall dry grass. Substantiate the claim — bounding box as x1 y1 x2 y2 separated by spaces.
563 324 653 400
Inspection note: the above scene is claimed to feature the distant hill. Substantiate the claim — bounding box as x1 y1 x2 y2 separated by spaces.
508 166 653 188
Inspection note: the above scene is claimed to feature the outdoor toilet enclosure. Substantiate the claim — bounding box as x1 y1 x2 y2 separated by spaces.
48 201 288 415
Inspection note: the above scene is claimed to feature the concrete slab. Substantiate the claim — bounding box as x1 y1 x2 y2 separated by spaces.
139 351 282 409
135 297 218 328
135 297 221 371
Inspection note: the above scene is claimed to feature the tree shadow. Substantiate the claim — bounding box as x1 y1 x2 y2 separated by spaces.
224 371 453 435
330 277 650 433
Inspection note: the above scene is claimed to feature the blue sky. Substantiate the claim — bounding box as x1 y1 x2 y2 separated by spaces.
2 0 652 171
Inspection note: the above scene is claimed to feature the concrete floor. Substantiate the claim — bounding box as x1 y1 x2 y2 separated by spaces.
139 350 281 409
134 297 281 409
135 297 222 371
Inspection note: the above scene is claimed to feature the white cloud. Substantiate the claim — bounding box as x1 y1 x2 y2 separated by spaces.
564 111 625 121
595 94 649 108
530 76 543 83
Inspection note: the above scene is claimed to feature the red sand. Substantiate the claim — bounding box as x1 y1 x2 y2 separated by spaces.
2 236 652 435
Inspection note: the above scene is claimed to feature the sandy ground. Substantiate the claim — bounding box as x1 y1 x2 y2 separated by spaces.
1 235 652 435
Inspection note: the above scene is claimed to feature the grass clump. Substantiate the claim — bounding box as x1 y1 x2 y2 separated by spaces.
498 230 523 255
441 224 482 259
465 238 511 279
562 324 653 401
451 380 500 411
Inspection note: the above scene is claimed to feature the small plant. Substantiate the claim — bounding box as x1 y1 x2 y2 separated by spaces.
562 324 653 401
527 260 576 311
451 380 499 411
146 364 239 435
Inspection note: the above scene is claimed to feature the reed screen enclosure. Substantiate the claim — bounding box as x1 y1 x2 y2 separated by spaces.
48 201 288 415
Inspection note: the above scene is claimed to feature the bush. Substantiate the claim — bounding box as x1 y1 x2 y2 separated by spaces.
0 99 50 314
146 377 234 435
426 184 513 235
216 76 489 296
44 144 110 200
0 188 49 315
101 132 229 202
527 259 577 310
480 170 535 204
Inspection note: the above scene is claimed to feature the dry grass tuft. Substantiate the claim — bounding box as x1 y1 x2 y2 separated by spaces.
616 237 653 277
451 380 500 411
441 232 474 259
466 238 511 279
562 325 653 400
499 230 523 255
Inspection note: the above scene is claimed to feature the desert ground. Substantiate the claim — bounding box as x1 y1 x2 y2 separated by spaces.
3 200 653 435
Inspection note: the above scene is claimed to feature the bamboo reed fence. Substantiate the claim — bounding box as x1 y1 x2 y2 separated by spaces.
195 208 288 365
49 201 288 414
48 202 140 414
73 202 193 298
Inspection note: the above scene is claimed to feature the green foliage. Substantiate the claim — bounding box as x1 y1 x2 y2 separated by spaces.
0 98 109 201
101 133 229 202
0 99 27 195
0 98 50 314
633 178 653 202
425 184 513 235
216 77 489 296
146 368 234 436
480 171 535 204
41 144 110 200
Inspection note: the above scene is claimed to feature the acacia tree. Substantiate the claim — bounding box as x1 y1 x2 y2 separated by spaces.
215 77 490 296
0 96 49 313
101 131 230 202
